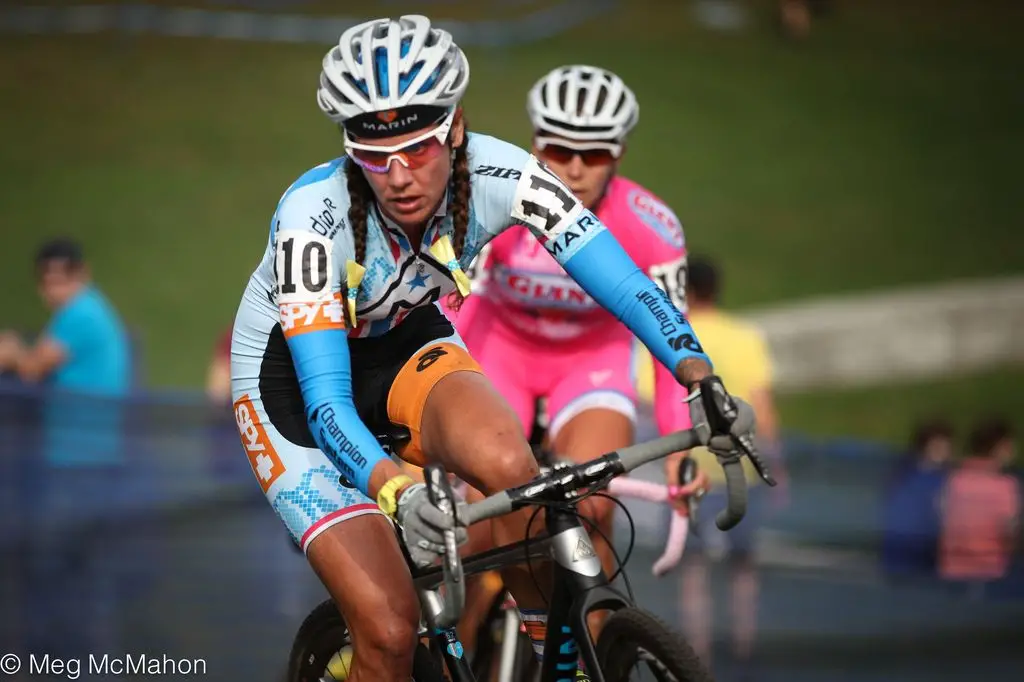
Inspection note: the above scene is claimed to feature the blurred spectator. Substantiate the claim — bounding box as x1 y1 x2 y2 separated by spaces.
938 418 1020 596
658 255 787 673
779 0 831 40
0 238 129 394
207 326 233 404
0 238 130 657
880 418 954 581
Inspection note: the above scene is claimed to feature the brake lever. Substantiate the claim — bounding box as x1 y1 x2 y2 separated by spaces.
423 465 464 628
678 457 704 537
733 433 777 487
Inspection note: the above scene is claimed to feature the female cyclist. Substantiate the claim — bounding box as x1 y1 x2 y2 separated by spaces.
229 16 755 681
446 65 709 638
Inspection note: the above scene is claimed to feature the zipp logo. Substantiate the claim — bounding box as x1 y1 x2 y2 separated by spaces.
417 346 448 372
279 293 346 338
234 394 285 493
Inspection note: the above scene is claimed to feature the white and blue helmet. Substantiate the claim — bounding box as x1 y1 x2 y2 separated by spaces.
317 15 470 134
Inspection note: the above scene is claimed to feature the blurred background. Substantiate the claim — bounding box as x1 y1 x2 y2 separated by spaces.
1 0 1022 680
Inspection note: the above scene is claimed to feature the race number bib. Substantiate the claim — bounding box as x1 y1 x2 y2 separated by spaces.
511 156 583 241
649 256 688 313
274 229 344 336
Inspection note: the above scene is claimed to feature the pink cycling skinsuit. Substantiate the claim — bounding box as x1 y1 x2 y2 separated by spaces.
446 175 692 439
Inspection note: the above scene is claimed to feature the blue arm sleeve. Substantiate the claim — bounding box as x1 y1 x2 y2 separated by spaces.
549 212 712 374
286 328 389 497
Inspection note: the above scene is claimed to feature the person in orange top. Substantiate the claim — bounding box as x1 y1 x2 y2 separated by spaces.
938 418 1020 594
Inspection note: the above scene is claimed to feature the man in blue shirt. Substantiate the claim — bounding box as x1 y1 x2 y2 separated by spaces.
0 238 130 394
0 238 131 657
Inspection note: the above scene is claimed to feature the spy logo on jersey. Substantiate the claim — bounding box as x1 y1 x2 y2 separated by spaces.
234 394 286 493
279 294 346 338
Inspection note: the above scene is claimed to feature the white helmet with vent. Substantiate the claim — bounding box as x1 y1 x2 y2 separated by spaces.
317 14 469 127
527 65 639 143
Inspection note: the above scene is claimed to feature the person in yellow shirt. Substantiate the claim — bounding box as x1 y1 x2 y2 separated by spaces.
636 255 787 674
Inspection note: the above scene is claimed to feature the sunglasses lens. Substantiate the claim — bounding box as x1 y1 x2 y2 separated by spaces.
578 149 616 166
540 145 575 165
540 144 616 166
401 138 446 169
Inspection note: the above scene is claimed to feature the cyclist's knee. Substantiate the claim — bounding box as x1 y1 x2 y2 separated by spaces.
350 603 419 675
474 431 539 494
579 493 616 528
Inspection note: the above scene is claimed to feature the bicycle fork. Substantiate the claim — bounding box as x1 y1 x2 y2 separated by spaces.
497 594 522 682
419 590 475 679
540 506 633 682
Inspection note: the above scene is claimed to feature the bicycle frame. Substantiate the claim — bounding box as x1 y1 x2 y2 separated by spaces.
412 534 551 681
412 505 630 682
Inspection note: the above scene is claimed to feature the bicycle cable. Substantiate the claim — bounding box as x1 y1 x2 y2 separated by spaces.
588 491 637 602
517 473 640 609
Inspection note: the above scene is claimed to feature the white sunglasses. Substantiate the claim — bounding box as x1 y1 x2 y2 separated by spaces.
344 109 457 174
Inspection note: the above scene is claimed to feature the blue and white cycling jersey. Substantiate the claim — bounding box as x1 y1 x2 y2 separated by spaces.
231 133 709 519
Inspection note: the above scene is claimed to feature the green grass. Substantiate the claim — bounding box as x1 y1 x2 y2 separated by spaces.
0 0 1022 398
777 364 1024 449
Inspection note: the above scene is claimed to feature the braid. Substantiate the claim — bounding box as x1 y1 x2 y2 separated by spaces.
446 121 472 311
345 157 373 266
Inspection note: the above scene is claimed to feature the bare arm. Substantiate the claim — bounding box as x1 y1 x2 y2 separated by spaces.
749 386 781 454
674 356 713 389
4 334 67 383
205 355 232 404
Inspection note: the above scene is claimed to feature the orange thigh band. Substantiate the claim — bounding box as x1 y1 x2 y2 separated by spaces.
387 341 482 466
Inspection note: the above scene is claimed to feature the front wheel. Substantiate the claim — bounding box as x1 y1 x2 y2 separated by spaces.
596 607 712 682
287 599 445 682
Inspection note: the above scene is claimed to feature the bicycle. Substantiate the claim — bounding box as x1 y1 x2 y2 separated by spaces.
468 453 706 682
287 425 768 682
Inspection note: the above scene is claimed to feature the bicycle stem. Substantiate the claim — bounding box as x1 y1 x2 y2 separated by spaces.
422 427 751 629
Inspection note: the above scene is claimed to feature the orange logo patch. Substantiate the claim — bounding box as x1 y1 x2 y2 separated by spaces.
234 394 285 493
377 110 398 123
279 293 346 338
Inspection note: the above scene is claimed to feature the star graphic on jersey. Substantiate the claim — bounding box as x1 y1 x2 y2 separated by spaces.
407 271 429 290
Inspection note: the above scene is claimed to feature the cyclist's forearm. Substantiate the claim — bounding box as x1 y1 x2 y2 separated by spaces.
288 328 394 496
554 228 711 374
664 450 685 486
652 360 692 435
367 459 409 500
